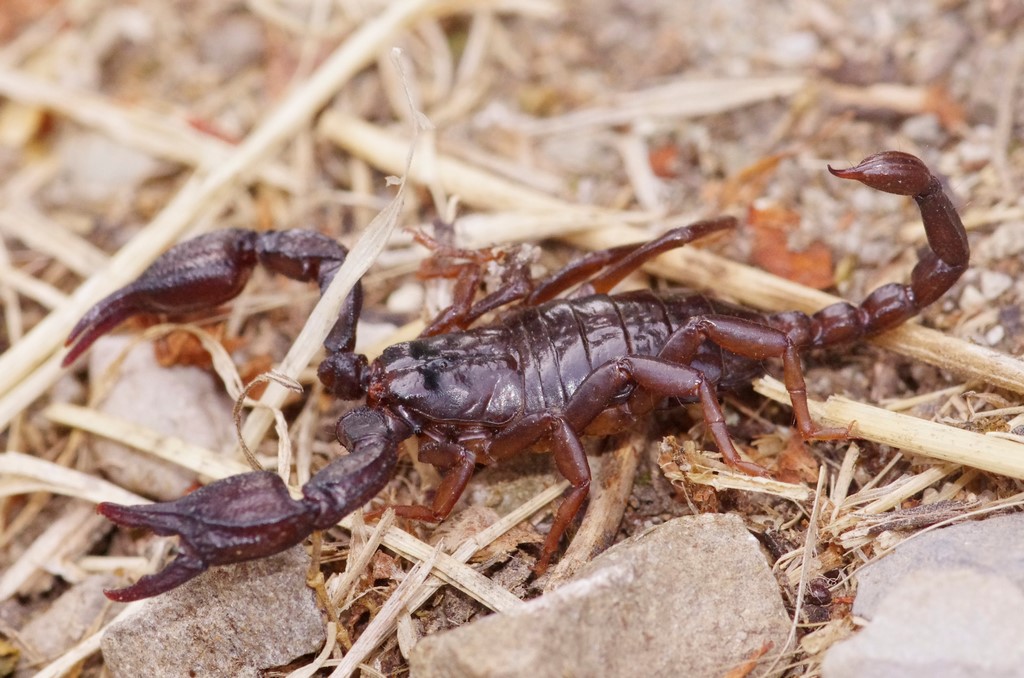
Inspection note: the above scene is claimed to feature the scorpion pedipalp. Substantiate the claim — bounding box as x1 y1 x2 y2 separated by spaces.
63 228 364 366
97 408 402 601
97 472 314 601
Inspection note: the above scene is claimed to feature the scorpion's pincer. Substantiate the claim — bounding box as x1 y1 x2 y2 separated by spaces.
97 471 317 601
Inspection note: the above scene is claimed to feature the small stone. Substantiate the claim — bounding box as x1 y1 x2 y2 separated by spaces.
768 31 820 68
199 13 265 75
101 546 325 678
955 136 992 170
387 281 426 314
899 114 943 145
88 336 236 500
57 132 166 206
409 514 788 678
957 284 985 314
851 513 1024 619
979 270 1013 300
822 569 1024 678
975 221 1024 263
15 575 123 671
985 324 1005 346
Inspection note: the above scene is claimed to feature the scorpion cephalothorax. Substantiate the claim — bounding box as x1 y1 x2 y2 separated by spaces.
63 151 968 601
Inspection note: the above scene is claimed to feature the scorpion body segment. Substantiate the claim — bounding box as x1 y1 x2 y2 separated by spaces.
64 151 968 601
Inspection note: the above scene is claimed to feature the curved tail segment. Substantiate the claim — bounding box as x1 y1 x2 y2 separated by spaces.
769 151 969 348
63 228 363 366
97 408 402 601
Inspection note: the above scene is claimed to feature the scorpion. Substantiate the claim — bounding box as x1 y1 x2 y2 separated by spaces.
62 151 968 602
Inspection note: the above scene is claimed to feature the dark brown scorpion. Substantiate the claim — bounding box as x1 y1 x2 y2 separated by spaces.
62 151 968 602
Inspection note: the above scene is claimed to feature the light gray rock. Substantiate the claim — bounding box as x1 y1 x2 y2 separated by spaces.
822 568 1024 678
58 132 166 206
15 575 123 677
852 513 1024 619
101 545 325 678
88 335 236 500
410 513 789 678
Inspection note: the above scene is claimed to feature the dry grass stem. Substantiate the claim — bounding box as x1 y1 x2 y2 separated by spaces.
319 111 653 233
330 510 396 608
829 444 861 523
0 502 103 600
660 440 812 501
767 467 828 676
0 259 67 309
753 376 1024 480
366 525 522 613
0 204 108 276
405 480 570 613
881 383 971 412
0 66 298 191
32 601 148 678
44 402 252 480
285 621 338 678
0 451 145 506
514 76 808 135
328 545 441 678
832 465 962 548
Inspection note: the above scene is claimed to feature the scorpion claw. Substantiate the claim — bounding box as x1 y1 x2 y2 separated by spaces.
63 291 143 366
98 409 401 601
62 229 262 367
97 472 318 602
99 544 208 602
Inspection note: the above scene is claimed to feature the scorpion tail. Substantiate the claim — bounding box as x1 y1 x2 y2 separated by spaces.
98 409 402 601
771 151 969 347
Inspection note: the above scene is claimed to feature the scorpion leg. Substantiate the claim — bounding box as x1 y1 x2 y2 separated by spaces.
419 263 483 336
64 228 362 365
488 414 591 573
500 352 768 571
525 217 736 304
368 440 478 522
417 227 510 336
421 217 735 334
377 417 592 573
97 408 402 601
563 354 769 476
420 249 539 335
659 315 847 441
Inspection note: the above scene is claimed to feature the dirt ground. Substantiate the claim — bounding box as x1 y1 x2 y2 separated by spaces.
1 0 1023 676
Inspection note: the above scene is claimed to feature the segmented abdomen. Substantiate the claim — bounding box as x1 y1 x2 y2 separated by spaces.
506 290 765 414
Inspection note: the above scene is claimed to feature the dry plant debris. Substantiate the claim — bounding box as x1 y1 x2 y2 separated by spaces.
1 1 1023 677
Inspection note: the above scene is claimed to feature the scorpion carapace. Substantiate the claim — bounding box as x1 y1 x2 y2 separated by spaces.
63 151 968 601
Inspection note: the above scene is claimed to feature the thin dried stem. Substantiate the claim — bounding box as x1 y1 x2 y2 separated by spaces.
753 376 1024 480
